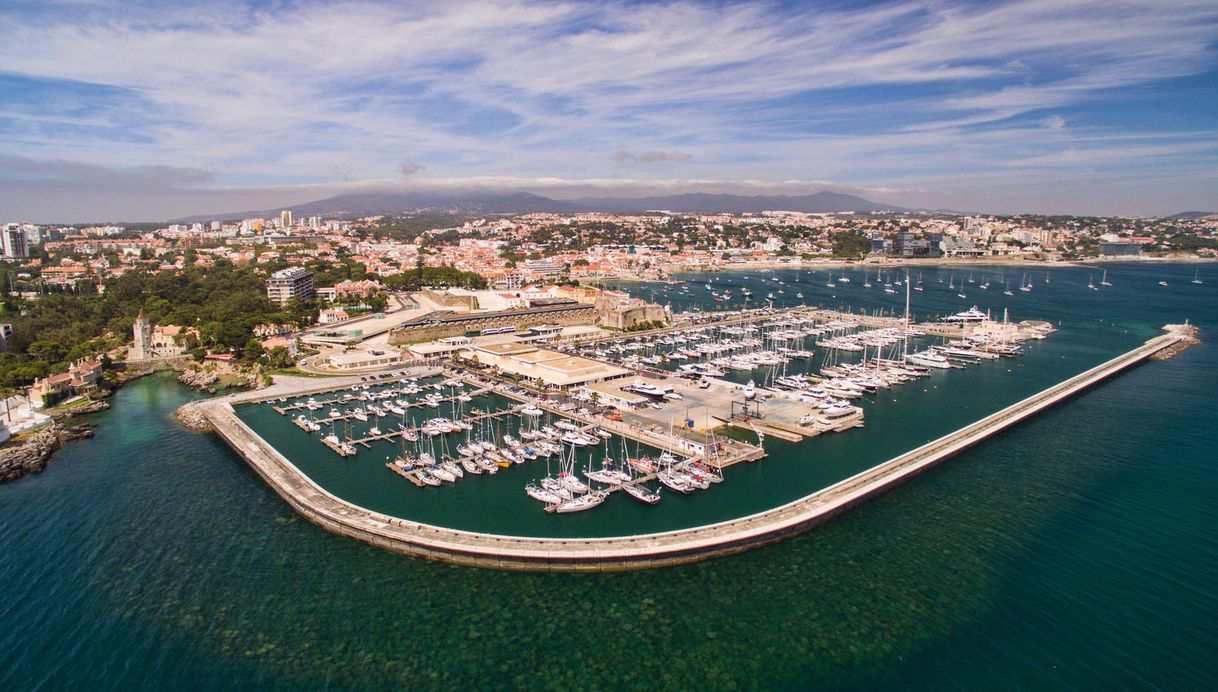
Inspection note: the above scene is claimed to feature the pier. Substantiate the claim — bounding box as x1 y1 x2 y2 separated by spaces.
448 371 766 466
202 324 1196 572
343 405 524 449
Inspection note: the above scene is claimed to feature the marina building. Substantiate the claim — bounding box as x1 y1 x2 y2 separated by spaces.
577 381 651 410
326 346 404 371
463 342 631 388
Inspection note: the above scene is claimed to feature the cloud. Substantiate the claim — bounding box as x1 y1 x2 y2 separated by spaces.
0 1 1216 217
0 155 213 187
397 161 426 177
614 150 693 165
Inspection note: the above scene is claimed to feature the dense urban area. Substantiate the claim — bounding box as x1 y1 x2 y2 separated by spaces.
0 207 1213 440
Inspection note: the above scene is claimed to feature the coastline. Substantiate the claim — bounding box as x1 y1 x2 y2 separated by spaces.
0 357 263 485
589 254 1217 282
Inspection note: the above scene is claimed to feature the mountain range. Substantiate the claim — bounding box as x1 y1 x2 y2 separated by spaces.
176 189 905 222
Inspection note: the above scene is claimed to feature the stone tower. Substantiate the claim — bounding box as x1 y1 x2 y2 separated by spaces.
130 309 151 360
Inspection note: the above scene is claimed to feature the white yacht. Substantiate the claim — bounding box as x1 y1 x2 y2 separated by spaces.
555 491 608 513
906 350 952 369
941 307 988 323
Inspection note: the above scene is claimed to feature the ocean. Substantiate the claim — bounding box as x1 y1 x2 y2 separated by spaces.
1 262 1214 688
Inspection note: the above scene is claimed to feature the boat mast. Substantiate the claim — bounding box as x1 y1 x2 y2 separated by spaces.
903 269 911 363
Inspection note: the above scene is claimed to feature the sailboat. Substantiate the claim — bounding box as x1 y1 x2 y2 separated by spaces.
913 273 924 292
1191 269 1203 285
1003 280 1013 296
1087 274 1097 290
952 275 966 298
1100 269 1112 287
1019 272 1032 292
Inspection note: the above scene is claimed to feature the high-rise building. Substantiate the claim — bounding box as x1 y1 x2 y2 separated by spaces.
280 210 293 228
1 226 28 259
266 267 314 305
22 224 41 245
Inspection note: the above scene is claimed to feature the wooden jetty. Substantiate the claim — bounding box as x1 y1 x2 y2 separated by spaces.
385 462 424 486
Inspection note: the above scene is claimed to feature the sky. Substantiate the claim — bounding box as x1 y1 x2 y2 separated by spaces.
1 0 1216 222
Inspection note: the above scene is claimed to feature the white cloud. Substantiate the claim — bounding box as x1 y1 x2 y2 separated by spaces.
0 1 1216 217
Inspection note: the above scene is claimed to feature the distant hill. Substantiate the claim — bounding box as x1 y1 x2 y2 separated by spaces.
176 189 901 222
1167 211 1217 220
569 190 904 214
175 191 583 222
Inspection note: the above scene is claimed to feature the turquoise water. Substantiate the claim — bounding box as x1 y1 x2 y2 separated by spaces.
1 262 1215 687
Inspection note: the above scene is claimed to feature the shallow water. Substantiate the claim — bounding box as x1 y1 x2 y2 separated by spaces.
1 262 1215 688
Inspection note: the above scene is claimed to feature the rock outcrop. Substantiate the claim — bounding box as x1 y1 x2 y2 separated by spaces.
48 400 111 420
0 423 95 484
175 402 215 433
178 368 220 392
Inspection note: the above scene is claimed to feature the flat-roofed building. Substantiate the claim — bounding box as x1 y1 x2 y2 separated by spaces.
406 336 471 360
327 346 403 370
577 381 650 410
464 342 630 388
1099 242 1142 257
266 267 314 305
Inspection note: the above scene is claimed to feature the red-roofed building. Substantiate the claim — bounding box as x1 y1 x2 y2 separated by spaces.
28 358 103 407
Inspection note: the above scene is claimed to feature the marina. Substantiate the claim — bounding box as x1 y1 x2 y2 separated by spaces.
199 263 1203 564
252 367 749 514
204 321 1197 570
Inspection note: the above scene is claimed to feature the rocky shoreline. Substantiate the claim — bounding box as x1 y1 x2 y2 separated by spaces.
0 423 96 484
0 357 265 484
178 368 221 391
48 400 111 420
175 401 215 432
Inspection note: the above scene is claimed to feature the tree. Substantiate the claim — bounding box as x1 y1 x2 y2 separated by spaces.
242 337 265 363
832 230 871 260
265 346 294 369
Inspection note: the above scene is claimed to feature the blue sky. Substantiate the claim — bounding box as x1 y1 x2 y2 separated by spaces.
1 0 1216 221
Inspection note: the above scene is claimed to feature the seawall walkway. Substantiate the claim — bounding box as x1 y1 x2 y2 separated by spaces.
202 325 1195 572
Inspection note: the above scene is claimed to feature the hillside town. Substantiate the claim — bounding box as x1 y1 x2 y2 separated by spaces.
0 207 1214 441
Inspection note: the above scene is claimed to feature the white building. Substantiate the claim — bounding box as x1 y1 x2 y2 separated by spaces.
266 267 314 305
1 225 28 259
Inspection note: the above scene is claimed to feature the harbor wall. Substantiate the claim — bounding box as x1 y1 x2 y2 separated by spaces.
204 327 1190 572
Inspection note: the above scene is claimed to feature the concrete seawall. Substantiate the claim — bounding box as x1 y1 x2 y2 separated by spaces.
202 326 1194 572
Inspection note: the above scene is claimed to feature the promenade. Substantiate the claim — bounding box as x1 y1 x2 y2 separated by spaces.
201 325 1195 572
